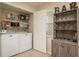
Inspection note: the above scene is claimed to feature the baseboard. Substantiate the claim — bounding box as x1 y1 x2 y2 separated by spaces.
47 51 52 55
11 48 33 57
33 49 52 57
33 48 47 54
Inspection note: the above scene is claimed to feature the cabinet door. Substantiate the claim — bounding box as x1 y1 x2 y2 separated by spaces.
52 41 60 56
25 34 32 50
1 34 18 57
59 43 77 57
59 43 68 57
67 45 77 57
19 34 32 53
23 34 32 50
52 40 77 57
19 34 26 53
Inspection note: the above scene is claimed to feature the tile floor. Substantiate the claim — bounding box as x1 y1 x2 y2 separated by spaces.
14 49 51 57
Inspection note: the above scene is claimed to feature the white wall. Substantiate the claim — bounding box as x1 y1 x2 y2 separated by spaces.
33 9 54 53
46 10 54 55
33 10 49 53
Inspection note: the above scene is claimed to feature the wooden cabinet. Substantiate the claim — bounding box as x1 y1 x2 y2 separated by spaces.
53 8 79 57
52 41 60 56
59 43 68 57
52 40 77 57
59 43 77 57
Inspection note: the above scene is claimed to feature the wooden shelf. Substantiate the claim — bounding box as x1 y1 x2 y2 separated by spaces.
54 19 76 23
54 37 77 43
55 29 77 31
54 9 77 16
54 9 77 43
53 7 78 57
53 39 77 45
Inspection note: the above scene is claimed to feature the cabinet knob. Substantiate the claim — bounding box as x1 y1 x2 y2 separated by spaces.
61 45 64 47
10 35 12 37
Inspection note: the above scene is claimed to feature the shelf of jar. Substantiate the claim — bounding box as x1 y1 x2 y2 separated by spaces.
3 27 29 32
54 37 77 43
53 38 77 45
1 18 29 23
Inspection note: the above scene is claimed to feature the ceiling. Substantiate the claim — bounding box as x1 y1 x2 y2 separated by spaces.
0 3 32 14
2 2 74 13
22 2 51 8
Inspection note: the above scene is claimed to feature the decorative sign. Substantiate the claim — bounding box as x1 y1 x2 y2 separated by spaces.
70 2 78 10
62 5 66 12
55 7 60 14
54 2 78 14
